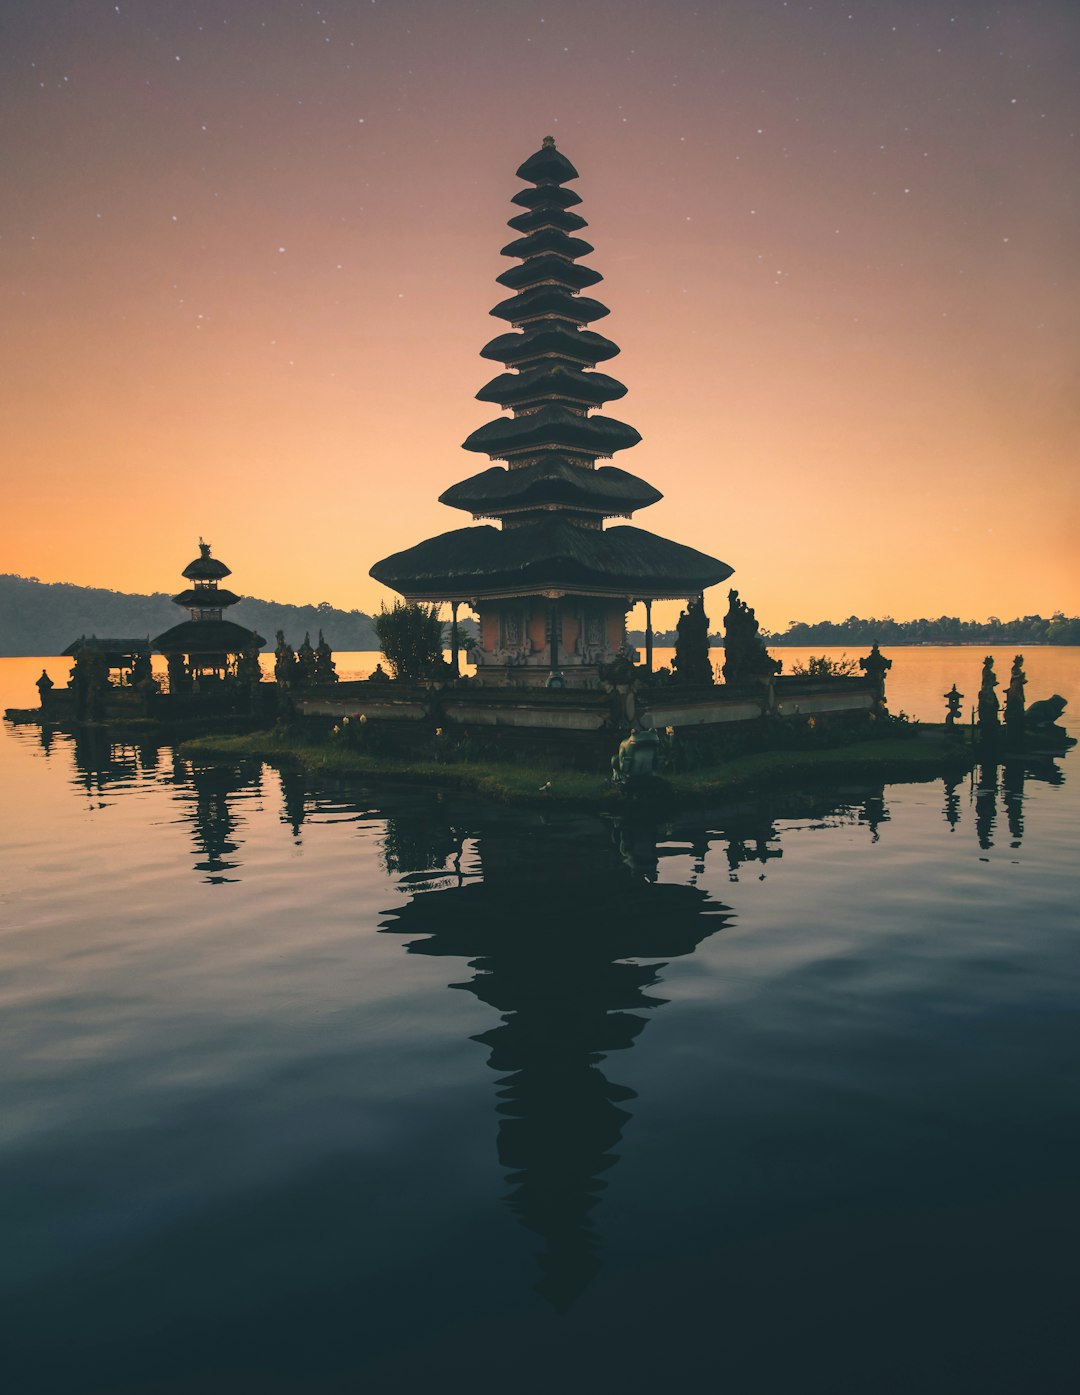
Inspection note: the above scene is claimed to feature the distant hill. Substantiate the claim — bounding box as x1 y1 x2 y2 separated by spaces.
0 574 382 656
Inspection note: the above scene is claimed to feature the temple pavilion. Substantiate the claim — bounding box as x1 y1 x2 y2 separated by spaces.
152 540 264 681
370 137 732 685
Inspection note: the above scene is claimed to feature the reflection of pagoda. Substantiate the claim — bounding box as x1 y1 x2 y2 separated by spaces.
170 757 262 883
371 138 732 683
153 541 264 679
380 814 731 1309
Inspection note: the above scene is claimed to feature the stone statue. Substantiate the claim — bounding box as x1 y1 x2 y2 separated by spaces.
977 656 999 738
274 630 296 687
1025 694 1066 728
130 650 152 686
314 630 338 684
237 632 262 688
721 589 780 687
674 594 713 686
296 632 317 685
1004 654 1026 742
859 643 893 713
166 651 189 695
367 662 391 684
611 716 661 790
36 669 54 701
944 683 964 731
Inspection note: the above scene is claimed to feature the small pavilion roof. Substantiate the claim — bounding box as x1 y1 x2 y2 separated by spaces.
62 636 150 660
439 460 662 516
370 519 732 601
152 619 265 654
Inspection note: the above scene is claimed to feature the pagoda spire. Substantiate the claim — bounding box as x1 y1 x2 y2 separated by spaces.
464 138 642 479
370 140 732 680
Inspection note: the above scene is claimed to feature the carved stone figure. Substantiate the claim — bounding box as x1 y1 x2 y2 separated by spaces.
296 632 317 685
274 630 297 687
1025 694 1066 728
166 651 189 695
674 594 713 686
611 718 661 789
314 630 338 685
130 650 152 686
977 656 999 738
1004 654 1026 742
237 632 263 688
721 589 780 687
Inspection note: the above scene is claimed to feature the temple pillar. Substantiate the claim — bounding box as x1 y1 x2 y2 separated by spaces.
644 599 654 674
450 601 460 676
549 601 560 670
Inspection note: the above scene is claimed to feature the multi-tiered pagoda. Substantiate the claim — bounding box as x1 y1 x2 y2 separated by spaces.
153 540 264 678
371 137 732 684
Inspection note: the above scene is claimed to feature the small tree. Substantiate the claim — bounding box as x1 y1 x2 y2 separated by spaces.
373 600 444 680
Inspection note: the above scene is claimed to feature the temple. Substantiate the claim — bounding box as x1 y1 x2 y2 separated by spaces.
371 137 732 685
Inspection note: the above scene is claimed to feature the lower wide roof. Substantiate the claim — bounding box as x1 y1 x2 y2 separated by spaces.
370 519 732 601
152 618 265 653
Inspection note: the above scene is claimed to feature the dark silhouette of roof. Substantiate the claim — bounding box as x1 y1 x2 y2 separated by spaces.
181 540 231 581
170 587 242 608
370 518 732 600
152 619 265 653
476 364 626 410
480 325 620 368
61 636 149 658
440 460 661 516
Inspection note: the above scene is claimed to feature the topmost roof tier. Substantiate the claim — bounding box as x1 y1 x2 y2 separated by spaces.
181 540 232 581
515 137 580 186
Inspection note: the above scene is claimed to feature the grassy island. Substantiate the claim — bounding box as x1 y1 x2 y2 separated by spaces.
180 726 980 809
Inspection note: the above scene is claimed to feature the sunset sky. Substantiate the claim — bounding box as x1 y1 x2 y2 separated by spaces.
2 0 1077 632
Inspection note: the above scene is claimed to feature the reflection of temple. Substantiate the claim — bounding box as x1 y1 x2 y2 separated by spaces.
169 759 263 883
380 811 732 1309
376 784 918 1308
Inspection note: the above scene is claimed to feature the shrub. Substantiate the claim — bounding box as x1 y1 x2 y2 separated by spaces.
790 653 859 678
373 600 444 680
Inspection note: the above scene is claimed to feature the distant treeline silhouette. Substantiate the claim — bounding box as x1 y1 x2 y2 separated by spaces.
630 613 1080 649
0 574 383 656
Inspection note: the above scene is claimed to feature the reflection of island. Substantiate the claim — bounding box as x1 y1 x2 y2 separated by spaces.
380 810 731 1309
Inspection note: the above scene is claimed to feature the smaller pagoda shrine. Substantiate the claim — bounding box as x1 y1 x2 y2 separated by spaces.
152 540 264 685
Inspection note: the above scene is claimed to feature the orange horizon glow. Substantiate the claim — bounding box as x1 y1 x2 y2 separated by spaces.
2 1 1077 635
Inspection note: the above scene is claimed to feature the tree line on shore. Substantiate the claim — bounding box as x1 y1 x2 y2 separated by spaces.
628 612 1080 648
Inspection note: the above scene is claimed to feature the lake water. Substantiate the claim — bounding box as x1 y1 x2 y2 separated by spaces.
2 650 1078 1394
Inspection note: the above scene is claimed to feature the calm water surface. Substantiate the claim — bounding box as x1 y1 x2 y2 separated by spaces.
2 652 1078 1394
